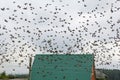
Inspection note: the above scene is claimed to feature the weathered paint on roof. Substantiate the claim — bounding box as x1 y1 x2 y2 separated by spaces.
30 54 94 80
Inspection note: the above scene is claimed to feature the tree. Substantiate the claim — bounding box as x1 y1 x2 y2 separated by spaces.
0 71 9 80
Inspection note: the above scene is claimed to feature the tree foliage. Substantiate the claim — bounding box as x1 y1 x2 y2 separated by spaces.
0 71 9 79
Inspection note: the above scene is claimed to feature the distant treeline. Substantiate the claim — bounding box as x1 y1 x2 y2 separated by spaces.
97 69 120 80
0 71 28 79
1 69 120 80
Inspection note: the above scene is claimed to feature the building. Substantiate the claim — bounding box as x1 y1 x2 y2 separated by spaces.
30 54 96 80
96 70 107 80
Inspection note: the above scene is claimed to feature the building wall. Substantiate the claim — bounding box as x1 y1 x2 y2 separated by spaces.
30 54 94 80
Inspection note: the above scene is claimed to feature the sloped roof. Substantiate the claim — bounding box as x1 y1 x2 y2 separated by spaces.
30 54 94 80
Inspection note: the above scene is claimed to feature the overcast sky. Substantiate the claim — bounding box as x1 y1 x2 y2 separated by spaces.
0 0 120 74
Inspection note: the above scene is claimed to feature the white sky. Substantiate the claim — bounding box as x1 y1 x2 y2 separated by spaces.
0 0 120 74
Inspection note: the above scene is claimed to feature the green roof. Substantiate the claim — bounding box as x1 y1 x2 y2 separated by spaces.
30 54 94 80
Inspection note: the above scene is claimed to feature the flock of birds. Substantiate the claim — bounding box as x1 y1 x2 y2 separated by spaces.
0 0 120 73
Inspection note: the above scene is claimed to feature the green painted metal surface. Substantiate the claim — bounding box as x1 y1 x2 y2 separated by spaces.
30 54 94 80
